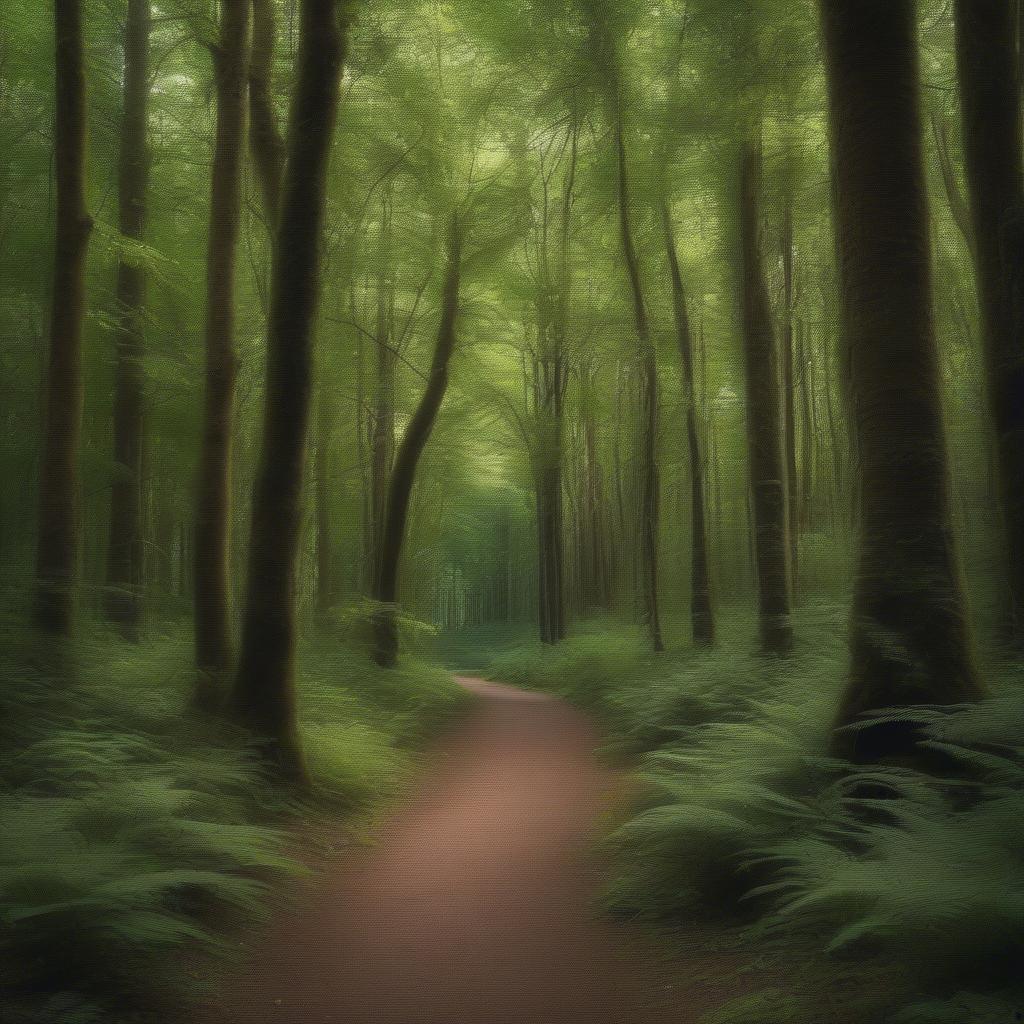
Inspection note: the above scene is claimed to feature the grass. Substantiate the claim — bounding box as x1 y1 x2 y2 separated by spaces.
0 613 468 1024
490 601 1024 1023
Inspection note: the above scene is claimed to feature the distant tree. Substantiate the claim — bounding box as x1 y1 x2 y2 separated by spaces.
104 0 151 639
738 139 793 656
372 217 462 668
819 0 983 758
611 94 664 654
662 199 715 647
193 0 249 701
35 0 91 636
531 116 577 646
954 0 1024 648
232 0 348 779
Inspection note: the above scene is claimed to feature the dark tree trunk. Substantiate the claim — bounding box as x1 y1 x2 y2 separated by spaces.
249 0 286 230
954 0 1024 647
738 140 794 655
369 198 396 594
796 319 814 530
232 0 347 779
662 200 715 647
615 119 664 653
35 0 92 635
372 221 461 667
781 193 800 588
193 0 248 697
820 0 983 759
580 375 612 612
105 0 150 640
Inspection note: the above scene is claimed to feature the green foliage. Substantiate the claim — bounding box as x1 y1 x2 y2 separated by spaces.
0 625 466 1024
556 603 1024 1020
483 615 652 708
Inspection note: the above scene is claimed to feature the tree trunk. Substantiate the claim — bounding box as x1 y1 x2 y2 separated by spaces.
193 0 249 696
232 0 347 780
796 319 814 530
738 139 794 655
35 0 92 636
105 0 150 640
372 220 461 667
249 0 286 230
662 200 715 646
780 192 800 588
369 197 396 594
820 0 983 759
954 0 1024 647
615 118 664 653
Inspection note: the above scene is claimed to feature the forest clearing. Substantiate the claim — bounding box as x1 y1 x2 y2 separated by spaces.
1 0 1023 1022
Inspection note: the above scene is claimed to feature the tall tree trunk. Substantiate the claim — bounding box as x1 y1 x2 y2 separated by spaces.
249 0 286 230
369 197 396 594
232 0 347 780
954 0 1024 647
819 0 983 759
780 192 800 588
615 118 664 653
580 373 612 611
105 0 150 640
662 200 715 646
372 220 461 667
738 139 794 655
35 0 92 635
193 0 249 697
796 319 814 530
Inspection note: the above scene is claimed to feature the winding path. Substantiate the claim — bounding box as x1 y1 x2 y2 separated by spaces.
204 677 734 1023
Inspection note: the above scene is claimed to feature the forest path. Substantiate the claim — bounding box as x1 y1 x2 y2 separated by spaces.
201 676 743 1023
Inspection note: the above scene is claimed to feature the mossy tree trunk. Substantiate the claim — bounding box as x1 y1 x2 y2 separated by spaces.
232 0 348 780
35 0 92 636
819 0 983 759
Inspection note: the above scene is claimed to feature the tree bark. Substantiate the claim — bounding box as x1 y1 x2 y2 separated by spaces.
954 0 1024 647
105 0 150 640
738 139 794 655
372 220 462 667
35 0 92 636
820 0 983 759
369 196 396 595
662 200 715 646
249 0 286 231
193 0 249 696
780 192 799 588
232 0 347 780
615 118 664 653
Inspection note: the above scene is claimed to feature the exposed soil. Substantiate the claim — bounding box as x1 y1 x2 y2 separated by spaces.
198 677 764 1023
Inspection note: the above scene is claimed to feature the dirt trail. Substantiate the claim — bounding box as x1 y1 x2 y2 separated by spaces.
202 676 735 1023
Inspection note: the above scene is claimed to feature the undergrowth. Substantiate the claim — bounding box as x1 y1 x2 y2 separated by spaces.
493 602 1024 1023
0 614 467 1024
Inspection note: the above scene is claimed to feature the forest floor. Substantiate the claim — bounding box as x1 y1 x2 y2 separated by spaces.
193 675 893 1024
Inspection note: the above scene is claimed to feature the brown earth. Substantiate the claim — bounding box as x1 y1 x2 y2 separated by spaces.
198 676 762 1024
